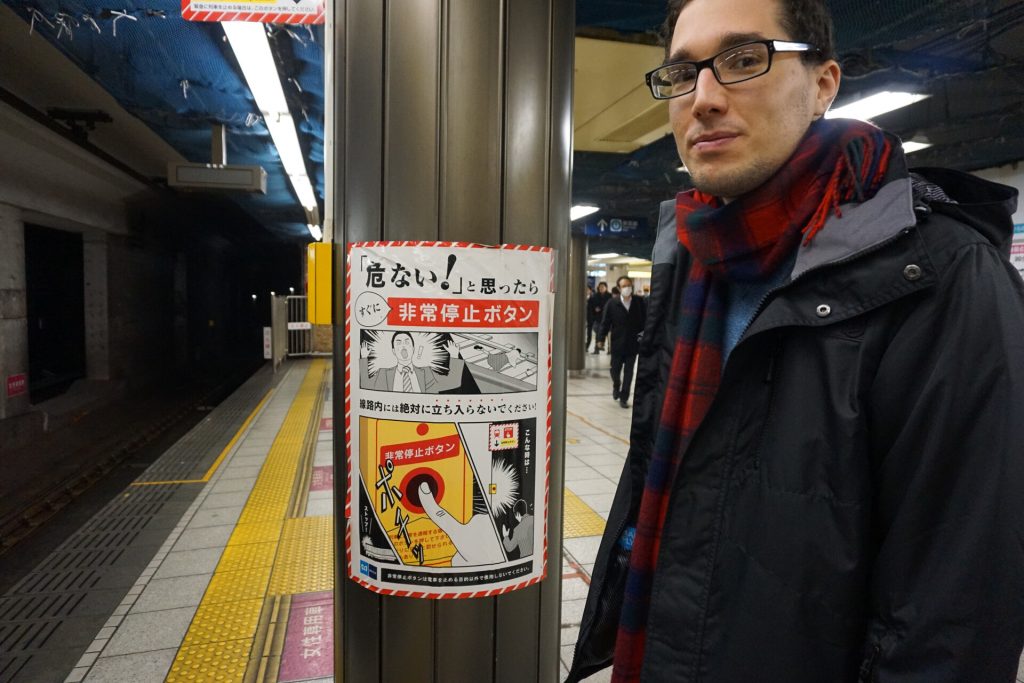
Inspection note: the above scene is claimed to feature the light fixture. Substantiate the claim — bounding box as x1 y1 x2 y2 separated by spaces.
589 252 620 259
825 91 930 122
902 140 933 154
571 205 600 221
588 269 607 277
251 294 257 301
307 223 323 241
627 270 652 279
223 22 319 214
289 286 295 294
270 290 276 296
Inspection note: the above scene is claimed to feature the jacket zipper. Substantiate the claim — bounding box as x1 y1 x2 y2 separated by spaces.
857 642 882 682
690 230 915 677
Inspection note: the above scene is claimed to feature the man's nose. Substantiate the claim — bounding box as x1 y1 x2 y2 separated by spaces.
690 67 728 118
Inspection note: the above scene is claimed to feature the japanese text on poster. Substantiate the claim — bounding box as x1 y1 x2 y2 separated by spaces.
346 242 554 598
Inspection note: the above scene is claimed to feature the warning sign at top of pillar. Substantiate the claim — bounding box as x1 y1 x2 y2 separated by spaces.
345 242 555 599
182 0 324 24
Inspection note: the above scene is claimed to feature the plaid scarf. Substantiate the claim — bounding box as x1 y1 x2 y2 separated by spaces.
611 118 895 681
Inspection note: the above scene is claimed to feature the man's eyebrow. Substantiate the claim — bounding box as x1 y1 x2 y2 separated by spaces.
666 31 768 63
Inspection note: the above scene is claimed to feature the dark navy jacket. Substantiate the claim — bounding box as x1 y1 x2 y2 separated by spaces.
569 163 1024 682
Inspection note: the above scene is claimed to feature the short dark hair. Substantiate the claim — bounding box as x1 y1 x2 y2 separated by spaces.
662 0 835 63
391 331 414 347
617 276 633 288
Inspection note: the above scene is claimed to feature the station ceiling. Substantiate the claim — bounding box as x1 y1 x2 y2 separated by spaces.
1 1 1022 253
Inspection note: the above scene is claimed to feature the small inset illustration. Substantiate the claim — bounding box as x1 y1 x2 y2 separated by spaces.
358 330 538 394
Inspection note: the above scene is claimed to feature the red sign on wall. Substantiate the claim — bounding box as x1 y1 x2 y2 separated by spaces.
6 374 27 398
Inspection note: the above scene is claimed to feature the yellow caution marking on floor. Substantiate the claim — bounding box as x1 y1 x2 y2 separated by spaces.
563 488 607 538
167 360 325 683
566 409 631 446
217 542 278 572
132 390 274 486
182 599 264 647
268 516 335 595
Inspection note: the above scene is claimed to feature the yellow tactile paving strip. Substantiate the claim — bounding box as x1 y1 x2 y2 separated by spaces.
563 489 607 538
167 360 326 683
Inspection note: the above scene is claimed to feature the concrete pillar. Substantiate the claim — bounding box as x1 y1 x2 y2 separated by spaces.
328 1 573 680
568 234 587 375
83 230 110 380
0 203 29 418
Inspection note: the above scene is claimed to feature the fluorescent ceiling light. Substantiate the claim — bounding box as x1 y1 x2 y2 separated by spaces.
571 205 600 221
627 270 652 279
825 91 930 122
589 252 620 259
902 140 933 154
223 21 319 213
588 270 607 277
307 223 323 241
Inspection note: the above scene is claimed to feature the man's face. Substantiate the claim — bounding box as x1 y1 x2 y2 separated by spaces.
668 0 837 199
393 335 414 365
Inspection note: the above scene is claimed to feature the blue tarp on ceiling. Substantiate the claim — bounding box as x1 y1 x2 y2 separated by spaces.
3 0 324 241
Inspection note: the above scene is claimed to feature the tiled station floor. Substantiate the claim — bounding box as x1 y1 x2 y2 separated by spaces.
3 355 1019 682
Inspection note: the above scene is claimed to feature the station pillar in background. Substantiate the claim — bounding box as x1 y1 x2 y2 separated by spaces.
326 1 573 681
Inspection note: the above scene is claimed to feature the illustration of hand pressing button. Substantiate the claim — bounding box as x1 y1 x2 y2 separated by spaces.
418 482 504 566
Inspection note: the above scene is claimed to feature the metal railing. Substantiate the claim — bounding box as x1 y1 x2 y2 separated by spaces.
286 295 313 357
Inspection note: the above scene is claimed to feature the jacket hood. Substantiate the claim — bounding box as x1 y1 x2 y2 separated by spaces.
910 166 1019 254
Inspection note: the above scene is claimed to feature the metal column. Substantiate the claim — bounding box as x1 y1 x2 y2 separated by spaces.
327 1 573 681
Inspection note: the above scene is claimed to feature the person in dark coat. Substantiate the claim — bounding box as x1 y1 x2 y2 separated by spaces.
586 281 612 353
568 0 1024 681
597 276 646 408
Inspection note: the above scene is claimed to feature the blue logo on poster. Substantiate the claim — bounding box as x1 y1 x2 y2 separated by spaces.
610 218 622 232
360 560 378 579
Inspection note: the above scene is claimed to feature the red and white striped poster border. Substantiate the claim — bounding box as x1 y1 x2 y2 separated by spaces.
182 3 325 24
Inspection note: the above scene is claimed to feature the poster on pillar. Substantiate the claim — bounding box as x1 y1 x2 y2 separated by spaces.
181 0 324 24
345 242 554 598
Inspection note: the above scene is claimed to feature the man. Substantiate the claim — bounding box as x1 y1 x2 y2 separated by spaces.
500 499 535 559
569 0 1024 681
598 276 646 408
361 332 464 394
587 281 612 353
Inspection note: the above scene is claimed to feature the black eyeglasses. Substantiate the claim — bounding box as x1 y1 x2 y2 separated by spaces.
645 39 820 100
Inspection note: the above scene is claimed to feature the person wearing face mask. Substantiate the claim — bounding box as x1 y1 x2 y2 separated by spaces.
597 276 647 408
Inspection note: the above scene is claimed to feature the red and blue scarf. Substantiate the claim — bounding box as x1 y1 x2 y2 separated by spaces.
611 118 896 681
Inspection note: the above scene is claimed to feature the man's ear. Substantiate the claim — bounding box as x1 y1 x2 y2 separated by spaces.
813 60 841 119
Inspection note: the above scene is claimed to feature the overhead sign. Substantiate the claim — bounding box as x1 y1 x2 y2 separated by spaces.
181 0 324 24
573 215 646 238
346 242 554 598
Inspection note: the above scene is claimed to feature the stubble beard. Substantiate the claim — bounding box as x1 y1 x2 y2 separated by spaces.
686 155 778 200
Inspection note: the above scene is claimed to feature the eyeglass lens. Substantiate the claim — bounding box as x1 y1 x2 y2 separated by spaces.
651 42 771 98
